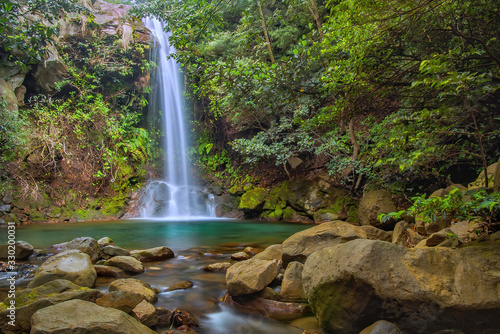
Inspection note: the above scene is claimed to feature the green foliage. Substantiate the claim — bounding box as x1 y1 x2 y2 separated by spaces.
379 189 500 230
0 0 85 67
0 99 27 162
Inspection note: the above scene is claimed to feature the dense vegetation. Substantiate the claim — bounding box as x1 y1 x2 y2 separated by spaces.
0 0 151 220
134 0 499 193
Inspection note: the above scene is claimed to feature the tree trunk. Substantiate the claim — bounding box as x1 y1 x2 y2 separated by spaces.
307 0 323 38
257 0 275 63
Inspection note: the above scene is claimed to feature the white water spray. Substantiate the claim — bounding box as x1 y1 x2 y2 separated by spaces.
138 18 215 219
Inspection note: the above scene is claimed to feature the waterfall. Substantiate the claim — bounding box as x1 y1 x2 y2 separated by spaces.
138 17 215 219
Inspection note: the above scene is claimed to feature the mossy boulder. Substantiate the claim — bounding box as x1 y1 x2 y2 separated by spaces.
303 239 500 334
358 189 396 230
0 279 103 333
30 299 157 334
239 187 268 211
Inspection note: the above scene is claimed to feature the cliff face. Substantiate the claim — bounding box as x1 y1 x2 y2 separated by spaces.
0 0 152 223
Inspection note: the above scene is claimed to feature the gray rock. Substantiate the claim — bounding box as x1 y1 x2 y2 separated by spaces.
105 255 144 274
59 237 100 263
30 299 157 334
0 240 34 260
93 264 126 278
226 259 280 296
0 204 12 212
101 245 130 257
130 246 174 262
28 250 96 288
302 239 500 334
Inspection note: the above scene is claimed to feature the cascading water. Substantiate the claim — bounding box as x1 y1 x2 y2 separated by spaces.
138 18 215 219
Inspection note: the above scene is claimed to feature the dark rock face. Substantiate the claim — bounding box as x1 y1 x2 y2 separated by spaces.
302 239 500 334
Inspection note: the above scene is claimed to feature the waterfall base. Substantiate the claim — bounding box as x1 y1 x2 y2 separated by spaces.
137 181 215 219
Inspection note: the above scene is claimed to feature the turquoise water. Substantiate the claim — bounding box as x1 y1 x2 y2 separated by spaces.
15 219 309 251
8 219 312 334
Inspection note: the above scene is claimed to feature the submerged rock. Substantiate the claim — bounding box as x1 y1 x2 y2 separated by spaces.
226 259 280 296
30 299 157 334
28 250 96 288
167 280 194 291
302 239 500 334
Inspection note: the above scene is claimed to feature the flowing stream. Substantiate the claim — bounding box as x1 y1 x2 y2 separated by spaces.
5 219 310 334
138 18 215 219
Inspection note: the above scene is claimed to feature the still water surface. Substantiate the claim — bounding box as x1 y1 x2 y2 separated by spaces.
11 219 312 334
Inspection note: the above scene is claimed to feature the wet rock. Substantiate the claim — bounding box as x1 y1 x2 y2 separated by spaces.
95 290 143 312
281 221 389 266
30 299 156 334
244 246 261 256
59 237 100 263
172 309 199 327
130 246 175 262
167 280 193 291
0 240 34 260
108 278 158 303
225 294 309 321
358 189 396 230
230 251 251 261
253 244 282 261
28 250 96 288
302 239 500 334
226 259 280 296
105 255 144 274
131 300 158 327
280 261 306 302
156 307 173 327
359 320 402 334
101 245 130 257
202 262 232 272
93 264 126 278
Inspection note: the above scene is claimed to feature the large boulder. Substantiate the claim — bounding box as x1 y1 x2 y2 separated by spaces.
28 250 97 288
281 221 391 266
0 279 103 333
30 299 157 334
108 278 158 304
226 259 280 296
358 190 396 230
0 240 34 260
468 162 498 190
130 246 174 262
59 237 100 263
302 239 500 334
239 187 268 211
